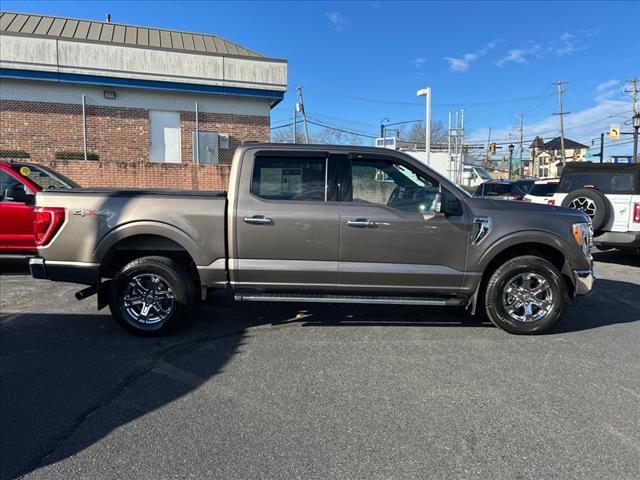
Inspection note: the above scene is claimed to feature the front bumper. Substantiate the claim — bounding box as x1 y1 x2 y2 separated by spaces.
573 266 596 295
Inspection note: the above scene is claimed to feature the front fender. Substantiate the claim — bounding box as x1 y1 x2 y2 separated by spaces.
474 230 575 271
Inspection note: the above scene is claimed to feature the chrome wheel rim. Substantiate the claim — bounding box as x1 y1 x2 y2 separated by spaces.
568 197 596 220
501 272 554 323
122 274 175 325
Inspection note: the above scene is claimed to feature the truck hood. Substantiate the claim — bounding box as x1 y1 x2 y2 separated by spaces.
468 197 589 223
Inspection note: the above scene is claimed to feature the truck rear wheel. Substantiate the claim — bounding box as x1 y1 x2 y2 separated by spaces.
109 256 195 336
484 255 567 335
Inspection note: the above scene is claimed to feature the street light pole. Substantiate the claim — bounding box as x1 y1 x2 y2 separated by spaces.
417 87 431 166
380 117 389 149
508 144 515 179
633 113 640 164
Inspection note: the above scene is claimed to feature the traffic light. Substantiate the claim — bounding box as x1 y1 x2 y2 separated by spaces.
572 150 579 161
489 143 497 154
463 145 469 154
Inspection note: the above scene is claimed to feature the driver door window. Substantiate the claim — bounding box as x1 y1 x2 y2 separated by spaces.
349 159 440 214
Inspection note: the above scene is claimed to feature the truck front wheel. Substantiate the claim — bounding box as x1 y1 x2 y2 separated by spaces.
484 255 567 335
109 256 195 336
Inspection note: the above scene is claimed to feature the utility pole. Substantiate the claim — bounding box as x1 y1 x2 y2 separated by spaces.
485 127 492 167
553 81 570 169
518 113 524 175
599 132 604 164
623 78 639 114
448 112 452 178
292 105 297 143
296 85 309 144
417 88 431 166
459 108 465 185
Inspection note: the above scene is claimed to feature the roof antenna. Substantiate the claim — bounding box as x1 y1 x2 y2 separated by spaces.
105 13 111 23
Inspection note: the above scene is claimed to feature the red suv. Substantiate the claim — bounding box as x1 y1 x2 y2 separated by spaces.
0 161 78 258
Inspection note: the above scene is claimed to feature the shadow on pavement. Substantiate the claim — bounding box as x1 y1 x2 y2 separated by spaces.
1 277 639 478
0 299 261 480
592 249 640 267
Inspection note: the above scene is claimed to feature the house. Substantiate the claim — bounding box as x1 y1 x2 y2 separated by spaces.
529 136 589 178
0 11 287 190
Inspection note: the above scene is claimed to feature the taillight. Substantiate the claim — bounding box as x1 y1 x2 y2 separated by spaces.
634 203 640 223
34 207 65 246
548 199 555 205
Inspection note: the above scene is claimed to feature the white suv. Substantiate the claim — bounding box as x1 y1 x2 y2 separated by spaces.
524 178 559 205
552 163 640 252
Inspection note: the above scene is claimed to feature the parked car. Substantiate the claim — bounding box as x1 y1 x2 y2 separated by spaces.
0 161 78 258
552 162 639 251
29 144 594 336
523 178 560 205
461 165 493 189
473 179 535 200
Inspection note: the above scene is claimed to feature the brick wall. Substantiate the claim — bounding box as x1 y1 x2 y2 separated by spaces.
0 99 269 190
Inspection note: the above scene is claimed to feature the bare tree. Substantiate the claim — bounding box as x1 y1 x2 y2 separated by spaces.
397 121 447 148
271 126 367 145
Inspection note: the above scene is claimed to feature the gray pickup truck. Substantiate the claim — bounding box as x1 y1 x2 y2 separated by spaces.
29 144 595 335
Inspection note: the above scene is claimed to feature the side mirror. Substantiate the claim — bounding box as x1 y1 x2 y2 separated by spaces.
5 184 29 204
435 192 463 216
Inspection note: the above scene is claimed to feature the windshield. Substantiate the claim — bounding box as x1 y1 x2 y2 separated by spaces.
529 183 558 196
474 167 492 180
11 164 79 189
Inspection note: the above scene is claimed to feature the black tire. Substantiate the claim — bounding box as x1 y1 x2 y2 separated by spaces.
484 255 567 335
561 188 609 232
109 256 195 336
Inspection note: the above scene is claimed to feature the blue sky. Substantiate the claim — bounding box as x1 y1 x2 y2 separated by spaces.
3 0 640 156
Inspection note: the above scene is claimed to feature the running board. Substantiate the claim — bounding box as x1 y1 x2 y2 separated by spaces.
234 293 467 306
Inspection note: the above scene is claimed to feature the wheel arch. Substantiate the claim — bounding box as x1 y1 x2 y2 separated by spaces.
95 224 206 301
468 232 576 314
94 221 209 269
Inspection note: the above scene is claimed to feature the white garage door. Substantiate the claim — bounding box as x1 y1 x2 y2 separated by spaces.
150 111 181 163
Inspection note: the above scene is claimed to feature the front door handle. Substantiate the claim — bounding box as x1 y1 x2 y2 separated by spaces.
347 218 377 228
243 215 273 225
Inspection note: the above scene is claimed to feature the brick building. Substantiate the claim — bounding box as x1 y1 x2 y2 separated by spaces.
0 11 287 190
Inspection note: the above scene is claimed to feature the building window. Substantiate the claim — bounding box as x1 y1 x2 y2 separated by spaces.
150 111 181 163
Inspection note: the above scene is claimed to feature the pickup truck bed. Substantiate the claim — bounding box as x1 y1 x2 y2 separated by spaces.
33 189 227 286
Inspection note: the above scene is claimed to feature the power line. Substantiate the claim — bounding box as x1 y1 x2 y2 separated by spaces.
295 87 555 107
465 110 632 144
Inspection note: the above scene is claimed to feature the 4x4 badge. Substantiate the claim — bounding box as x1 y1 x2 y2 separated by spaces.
72 209 112 218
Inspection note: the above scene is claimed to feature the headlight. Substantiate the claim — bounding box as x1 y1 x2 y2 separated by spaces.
572 222 593 260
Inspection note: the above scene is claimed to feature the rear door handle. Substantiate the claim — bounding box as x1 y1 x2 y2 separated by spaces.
243 215 273 225
347 219 377 228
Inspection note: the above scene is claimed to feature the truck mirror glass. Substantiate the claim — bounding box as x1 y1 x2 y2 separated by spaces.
5 184 28 203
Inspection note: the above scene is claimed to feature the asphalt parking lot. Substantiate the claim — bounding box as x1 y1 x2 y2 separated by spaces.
1 251 639 480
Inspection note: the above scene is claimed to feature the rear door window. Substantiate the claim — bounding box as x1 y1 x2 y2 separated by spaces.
559 172 637 194
252 156 327 201
529 183 558 196
475 183 513 196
